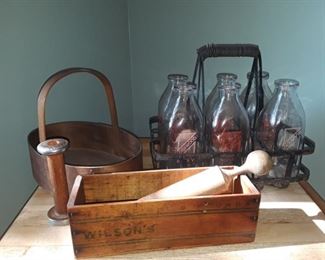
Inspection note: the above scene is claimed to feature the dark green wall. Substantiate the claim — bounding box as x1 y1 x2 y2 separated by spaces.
0 0 132 236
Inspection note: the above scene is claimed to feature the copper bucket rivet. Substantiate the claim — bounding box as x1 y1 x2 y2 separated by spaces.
37 138 69 225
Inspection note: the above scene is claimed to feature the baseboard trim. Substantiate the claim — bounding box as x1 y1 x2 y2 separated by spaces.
299 181 325 214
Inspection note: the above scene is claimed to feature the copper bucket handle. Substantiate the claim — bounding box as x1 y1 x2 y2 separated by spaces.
37 67 119 142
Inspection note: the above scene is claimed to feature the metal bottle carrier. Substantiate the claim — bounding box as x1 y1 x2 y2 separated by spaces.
149 44 315 188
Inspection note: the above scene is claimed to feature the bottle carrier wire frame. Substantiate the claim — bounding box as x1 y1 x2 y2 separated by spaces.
149 44 315 187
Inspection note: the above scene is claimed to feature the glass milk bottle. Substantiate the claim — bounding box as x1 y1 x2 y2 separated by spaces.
240 71 273 128
205 73 238 118
206 78 250 166
158 74 188 152
162 82 203 167
158 74 189 119
256 79 305 187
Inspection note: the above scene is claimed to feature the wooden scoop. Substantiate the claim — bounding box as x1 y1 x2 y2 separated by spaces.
139 150 272 201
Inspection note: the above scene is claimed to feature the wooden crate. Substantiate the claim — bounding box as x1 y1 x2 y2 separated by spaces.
67 168 261 257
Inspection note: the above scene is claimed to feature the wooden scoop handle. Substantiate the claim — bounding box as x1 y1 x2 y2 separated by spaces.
139 150 272 201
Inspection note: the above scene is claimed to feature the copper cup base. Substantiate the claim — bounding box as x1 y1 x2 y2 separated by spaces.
47 207 69 226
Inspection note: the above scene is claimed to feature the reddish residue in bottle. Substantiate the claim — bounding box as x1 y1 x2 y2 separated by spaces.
211 130 242 153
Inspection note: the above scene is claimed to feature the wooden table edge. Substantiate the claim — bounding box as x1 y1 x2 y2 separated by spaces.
300 180 325 214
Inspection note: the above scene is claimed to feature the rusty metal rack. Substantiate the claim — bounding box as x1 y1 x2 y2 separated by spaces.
149 116 213 168
150 115 315 188
250 136 315 188
149 43 315 188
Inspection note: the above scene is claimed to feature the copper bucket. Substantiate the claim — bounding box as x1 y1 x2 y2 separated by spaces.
28 68 143 192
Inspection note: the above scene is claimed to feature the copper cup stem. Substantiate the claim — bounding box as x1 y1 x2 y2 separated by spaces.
37 138 69 225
